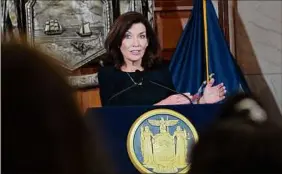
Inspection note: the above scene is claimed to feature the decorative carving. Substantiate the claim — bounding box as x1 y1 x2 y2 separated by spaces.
68 73 99 88
76 22 92 37
70 40 93 55
25 0 113 71
120 0 154 26
44 19 64 35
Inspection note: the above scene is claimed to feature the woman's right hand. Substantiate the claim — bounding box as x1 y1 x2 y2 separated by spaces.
154 93 192 106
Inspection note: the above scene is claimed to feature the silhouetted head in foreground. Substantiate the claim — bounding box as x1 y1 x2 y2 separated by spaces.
189 93 282 174
2 41 113 174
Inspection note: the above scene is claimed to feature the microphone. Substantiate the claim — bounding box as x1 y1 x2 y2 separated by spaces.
107 83 138 105
107 70 144 105
135 70 144 85
136 70 193 104
148 80 194 105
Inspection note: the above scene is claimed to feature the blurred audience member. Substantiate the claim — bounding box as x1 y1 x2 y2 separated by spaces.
2 41 113 174
189 93 282 174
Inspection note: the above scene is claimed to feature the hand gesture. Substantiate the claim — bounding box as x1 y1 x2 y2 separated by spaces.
202 78 226 104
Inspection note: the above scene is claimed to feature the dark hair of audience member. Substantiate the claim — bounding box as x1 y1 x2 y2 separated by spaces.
103 11 161 69
2 41 114 174
189 93 282 174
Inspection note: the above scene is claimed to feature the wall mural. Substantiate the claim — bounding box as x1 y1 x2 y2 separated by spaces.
25 0 112 71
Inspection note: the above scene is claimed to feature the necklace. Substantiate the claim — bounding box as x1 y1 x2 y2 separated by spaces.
126 72 143 85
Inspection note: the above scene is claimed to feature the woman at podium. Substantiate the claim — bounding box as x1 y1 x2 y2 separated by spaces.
98 12 226 106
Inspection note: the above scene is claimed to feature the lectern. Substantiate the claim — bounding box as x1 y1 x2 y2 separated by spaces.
85 104 221 173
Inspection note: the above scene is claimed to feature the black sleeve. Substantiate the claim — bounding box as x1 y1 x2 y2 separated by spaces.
98 66 115 106
166 68 176 92
162 64 176 92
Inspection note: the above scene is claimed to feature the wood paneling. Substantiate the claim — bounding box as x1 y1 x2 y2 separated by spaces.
155 10 191 49
72 66 101 113
155 0 193 9
154 0 192 60
80 88 101 112
218 0 230 44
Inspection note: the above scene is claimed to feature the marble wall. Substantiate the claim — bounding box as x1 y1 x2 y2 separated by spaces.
234 1 282 116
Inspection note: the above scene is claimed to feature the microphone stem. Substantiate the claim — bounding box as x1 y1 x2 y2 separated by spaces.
107 83 137 104
149 81 193 104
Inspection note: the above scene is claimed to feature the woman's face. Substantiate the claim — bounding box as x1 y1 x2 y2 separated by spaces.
120 23 148 63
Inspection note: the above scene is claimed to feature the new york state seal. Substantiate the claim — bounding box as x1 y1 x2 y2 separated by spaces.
127 109 198 173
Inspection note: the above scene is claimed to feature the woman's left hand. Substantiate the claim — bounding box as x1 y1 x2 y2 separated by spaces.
201 78 226 104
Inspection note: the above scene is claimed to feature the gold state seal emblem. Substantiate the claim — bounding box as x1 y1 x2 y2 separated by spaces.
127 109 198 173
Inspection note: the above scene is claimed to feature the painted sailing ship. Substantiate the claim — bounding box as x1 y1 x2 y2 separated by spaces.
76 22 92 37
44 19 63 35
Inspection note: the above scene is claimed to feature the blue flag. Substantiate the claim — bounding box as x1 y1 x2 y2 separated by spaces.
169 0 250 96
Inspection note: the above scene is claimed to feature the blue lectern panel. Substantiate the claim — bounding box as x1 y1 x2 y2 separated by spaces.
85 104 221 173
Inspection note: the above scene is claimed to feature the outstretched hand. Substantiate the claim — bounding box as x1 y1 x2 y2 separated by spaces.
202 78 226 104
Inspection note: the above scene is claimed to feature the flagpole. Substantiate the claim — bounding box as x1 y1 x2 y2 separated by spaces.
203 0 209 82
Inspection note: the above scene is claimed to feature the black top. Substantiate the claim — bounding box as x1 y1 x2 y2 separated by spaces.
98 65 176 106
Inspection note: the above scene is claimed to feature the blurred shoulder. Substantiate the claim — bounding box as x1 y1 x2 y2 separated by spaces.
150 60 170 72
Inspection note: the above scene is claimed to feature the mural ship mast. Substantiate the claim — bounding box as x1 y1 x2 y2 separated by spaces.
76 22 92 37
